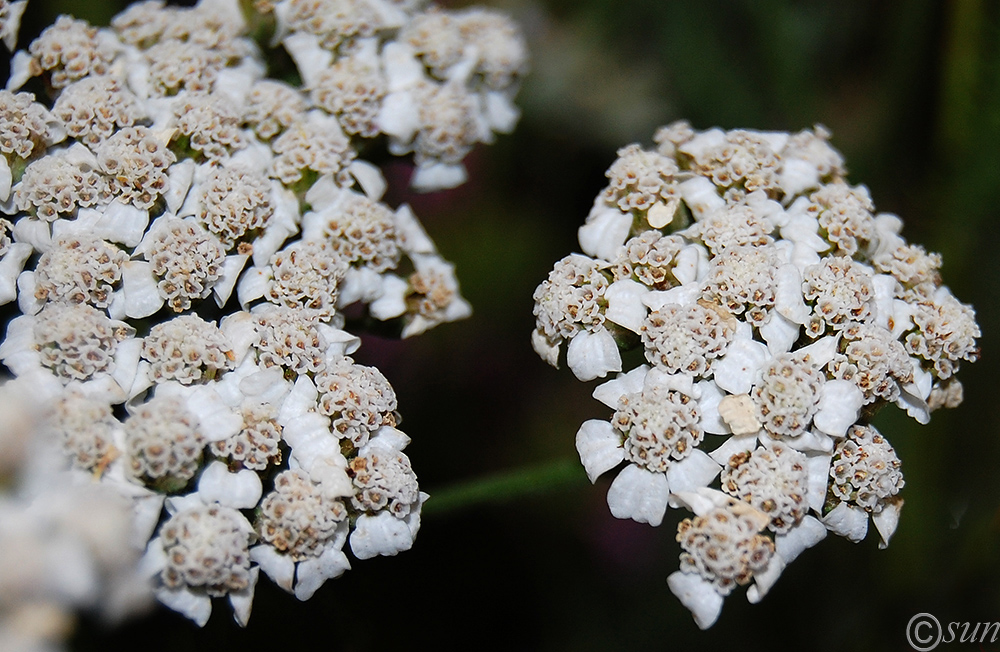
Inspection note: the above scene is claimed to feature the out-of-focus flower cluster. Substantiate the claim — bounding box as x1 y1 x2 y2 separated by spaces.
532 122 979 628
0 379 152 652
0 0 525 629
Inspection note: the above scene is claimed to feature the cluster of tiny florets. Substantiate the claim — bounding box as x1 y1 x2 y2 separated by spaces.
0 90 58 159
160 505 254 596
677 507 775 595
53 390 120 473
532 254 611 353
349 448 420 517
0 0 511 628
33 234 128 307
197 165 273 248
258 469 346 561
145 217 226 312
722 443 808 534
124 394 205 487
536 122 979 629
15 147 109 219
96 126 175 209
614 385 701 472
316 358 398 447
641 302 734 375
141 314 235 383
33 303 126 381
829 424 903 513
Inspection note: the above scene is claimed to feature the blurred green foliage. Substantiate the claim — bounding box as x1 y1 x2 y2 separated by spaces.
15 0 999 650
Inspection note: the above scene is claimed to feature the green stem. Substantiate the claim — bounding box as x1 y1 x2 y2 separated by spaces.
422 457 589 516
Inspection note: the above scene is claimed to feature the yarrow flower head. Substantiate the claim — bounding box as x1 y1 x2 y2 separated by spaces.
534 121 980 628
0 0 524 629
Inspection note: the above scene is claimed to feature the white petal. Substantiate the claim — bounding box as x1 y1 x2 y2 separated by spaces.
778 157 820 197
774 264 811 324
155 585 212 627
782 429 833 453
15 270 42 315
236 267 270 309
531 329 560 367
872 497 903 549
713 334 769 395
805 452 832 513
411 162 467 192
219 311 259 366
746 553 785 604
665 450 721 506
822 502 869 542
277 375 318 425
350 511 416 560
294 546 351 600
484 90 520 133
642 284 702 311
282 32 332 87
870 274 899 330
812 379 863 438
317 324 361 359
11 216 51 251
795 335 840 367
677 175 724 220
369 273 408 320
338 266 384 306
606 465 669 526
708 432 758 465
131 494 166 548
0 155 10 202
367 426 411 453
110 336 142 398
577 208 631 261
165 159 195 214
593 366 649 409
213 253 250 307
185 387 242 442
774 514 826 564
250 545 295 593
604 279 649 333
696 380 729 435
377 90 419 142
759 310 799 356
780 211 830 253
229 567 259 627
666 571 724 630
197 461 262 509
895 385 930 425
95 201 150 247
646 199 678 229
574 419 624 483
382 41 425 92
644 367 699 397
6 50 32 91
673 244 708 285
347 160 387 200
566 328 622 382
670 487 734 516
393 204 436 255
121 260 164 319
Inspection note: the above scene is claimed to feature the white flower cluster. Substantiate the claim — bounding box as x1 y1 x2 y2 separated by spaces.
533 122 980 629
0 0 522 628
0 379 151 652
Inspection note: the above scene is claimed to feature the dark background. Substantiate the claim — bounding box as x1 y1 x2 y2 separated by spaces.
10 1 1000 650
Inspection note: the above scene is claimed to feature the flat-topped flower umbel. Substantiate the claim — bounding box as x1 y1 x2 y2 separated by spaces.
532 122 980 629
